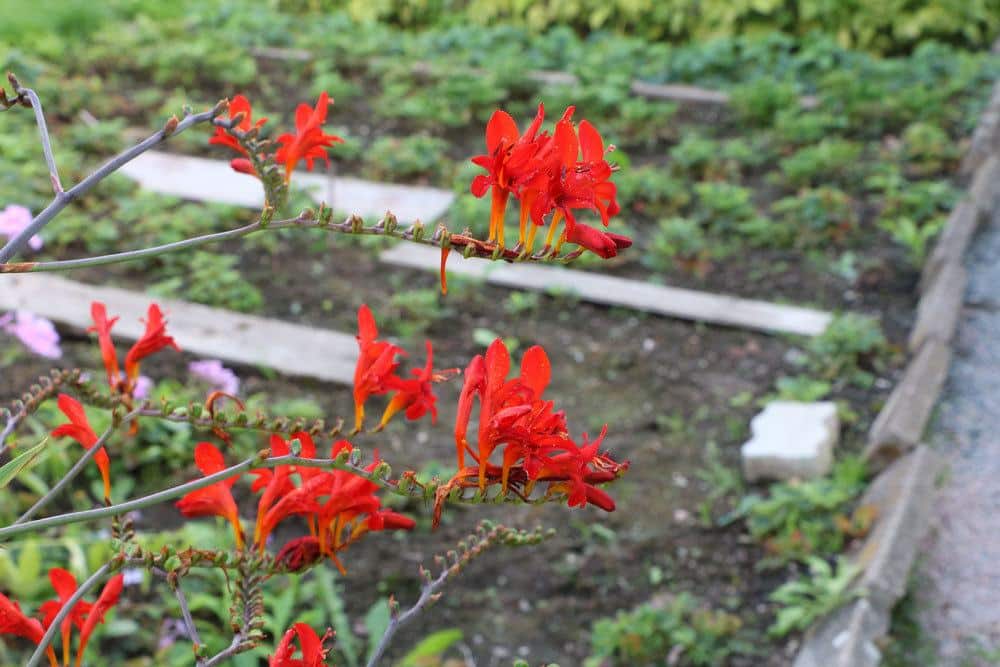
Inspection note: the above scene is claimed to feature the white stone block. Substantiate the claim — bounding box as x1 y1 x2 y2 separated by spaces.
741 401 839 481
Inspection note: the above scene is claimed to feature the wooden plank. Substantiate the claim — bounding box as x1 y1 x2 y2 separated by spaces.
118 152 454 223
0 274 357 384
380 244 833 336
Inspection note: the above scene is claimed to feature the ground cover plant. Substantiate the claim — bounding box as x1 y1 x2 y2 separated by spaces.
1 2 998 665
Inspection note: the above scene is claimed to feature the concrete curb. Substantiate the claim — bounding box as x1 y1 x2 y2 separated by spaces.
794 42 1000 666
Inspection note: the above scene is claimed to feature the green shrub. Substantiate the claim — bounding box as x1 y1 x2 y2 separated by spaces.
615 167 691 215
694 182 758 233
730 78 798 126
770 187 858 247
587 593 751 666
364 134 453 182
779 140 864 188
901 121 959 176
731 458 869 568
642 217 708 272
807 314 887 383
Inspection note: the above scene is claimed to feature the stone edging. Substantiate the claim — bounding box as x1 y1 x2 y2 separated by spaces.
792 53 1000 666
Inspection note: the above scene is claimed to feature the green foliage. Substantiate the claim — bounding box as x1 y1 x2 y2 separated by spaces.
807 313 887 383
365 134 453 182
642 217 708 272
399 629 464 666
772 375 832 402
669 135 764 181
693 182 760 234
770 108 848 148
150 252 263 312
770 186 858 248
730 78 798 126
587 593 751 666
769 557 862 637
337 0 1000 54
615 167 690 216
695 441 744 527
879 216 945 267
901 121 959 176
730 459 869 568
779 139 864 188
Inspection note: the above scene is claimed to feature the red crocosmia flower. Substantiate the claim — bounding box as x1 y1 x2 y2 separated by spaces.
379 341 455 429
251 432 321 548
274 91 342 184
39 568 93 667
86 302 179 398
269 622 332 667
51 394 111 501
87 303 120 391
209 94 268 158
253 439 415 573
72 574 123 667
176 442 245 549
470 105 569 247
352 305 404 433
124 304 179 391
0 593 55 666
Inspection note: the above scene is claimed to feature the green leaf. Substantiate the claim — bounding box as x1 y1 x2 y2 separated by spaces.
0 438 48 488
399 629 463 665
364 598 391 662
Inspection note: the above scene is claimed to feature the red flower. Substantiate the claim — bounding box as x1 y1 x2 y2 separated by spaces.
51 394 111 501
86 302 179 397
0 593 51 665
124 304 179 389
87 303 120 391
251 432 321 548
269 622 332 667
253 439 415 573
379 340 456 429
351 305 404 433
71 574 123 667
441 338 626 524
175 442 245 549
209 94 268 157
39 569 93 664
275 92 342 183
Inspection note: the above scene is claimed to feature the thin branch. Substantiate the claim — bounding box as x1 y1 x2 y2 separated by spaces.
201 633 246 667
0 454 391 543
15 408 141 524
0 100 230 264
366 566 451 667
150 567 205 659
0 211 585 274
365 523 550 666
26 562 113 667
16 86 62 193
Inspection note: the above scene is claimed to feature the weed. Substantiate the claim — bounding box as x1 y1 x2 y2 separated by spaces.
768 557 862 637
807 313 887 384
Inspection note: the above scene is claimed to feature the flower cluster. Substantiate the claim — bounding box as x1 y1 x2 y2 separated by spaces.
175 434 415 574
469 104 630 258
440 337 628 525
210 93 342 184
0 568 123 667
351 304 454 433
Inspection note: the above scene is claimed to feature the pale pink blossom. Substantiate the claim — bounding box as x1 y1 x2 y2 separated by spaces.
188 359 240 395
0 311 61 358
132 375 154 400
0 205 42 251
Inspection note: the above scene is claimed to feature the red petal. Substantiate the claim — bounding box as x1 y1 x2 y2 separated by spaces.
357 304 378 343
193 442 227 476
485 110 518 154
470 174 491 198
578 120 605 163
518 345 551 398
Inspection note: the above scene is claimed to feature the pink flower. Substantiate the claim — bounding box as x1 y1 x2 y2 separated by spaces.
132 375 154 400
0 205 42 251
188 359 240 395
1 311 61 358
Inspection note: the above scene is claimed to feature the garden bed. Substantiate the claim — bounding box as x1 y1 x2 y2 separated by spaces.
2 3 999 666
